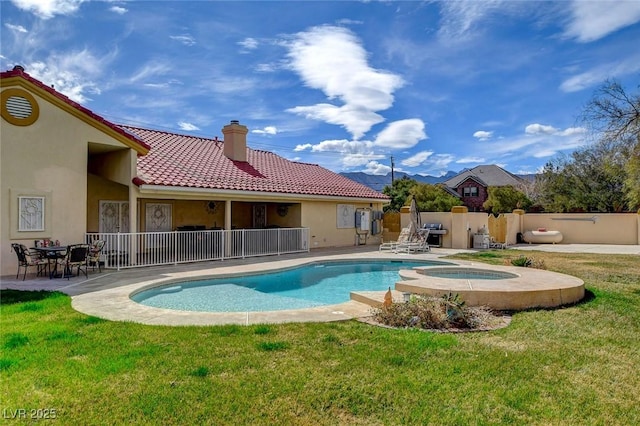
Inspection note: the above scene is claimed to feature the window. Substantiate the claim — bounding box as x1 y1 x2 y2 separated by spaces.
463 187 478 197
18 196 45 231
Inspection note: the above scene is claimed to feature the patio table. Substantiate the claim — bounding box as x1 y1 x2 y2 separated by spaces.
32 246 67 279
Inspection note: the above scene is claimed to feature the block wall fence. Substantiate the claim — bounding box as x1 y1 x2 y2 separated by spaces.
396 207 640 249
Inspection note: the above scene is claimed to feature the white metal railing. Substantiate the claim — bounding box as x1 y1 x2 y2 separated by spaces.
86 228 310 269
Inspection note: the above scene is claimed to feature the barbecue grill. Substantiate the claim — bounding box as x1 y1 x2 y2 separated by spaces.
422 223 448 247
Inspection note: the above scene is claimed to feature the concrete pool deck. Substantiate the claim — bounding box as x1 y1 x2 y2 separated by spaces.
1 244 636 326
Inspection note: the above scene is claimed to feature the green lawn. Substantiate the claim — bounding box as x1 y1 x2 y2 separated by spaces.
2 251 639 425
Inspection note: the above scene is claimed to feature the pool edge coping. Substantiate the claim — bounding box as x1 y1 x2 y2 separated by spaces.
71 252 448 326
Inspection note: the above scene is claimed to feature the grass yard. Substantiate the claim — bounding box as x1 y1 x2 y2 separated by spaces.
1 251 639 425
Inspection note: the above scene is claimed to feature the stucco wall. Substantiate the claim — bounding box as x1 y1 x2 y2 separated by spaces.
521 213 638 244
418 210 640 248
1 84 134 276
303 201 384 248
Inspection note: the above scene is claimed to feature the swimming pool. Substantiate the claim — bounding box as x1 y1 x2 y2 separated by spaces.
132 260 451 312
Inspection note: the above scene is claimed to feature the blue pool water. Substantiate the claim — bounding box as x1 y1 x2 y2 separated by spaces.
132 260 451 312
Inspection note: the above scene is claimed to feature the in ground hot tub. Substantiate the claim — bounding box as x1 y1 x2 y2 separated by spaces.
420 267 518 280
388 264 585 311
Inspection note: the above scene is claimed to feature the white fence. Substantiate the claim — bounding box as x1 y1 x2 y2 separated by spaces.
85 228 310 269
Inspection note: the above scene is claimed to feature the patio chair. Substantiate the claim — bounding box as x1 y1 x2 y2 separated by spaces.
395 229 431 254
11 243 49 280
88 239 105 272
379 227 411 251
59 244 89 279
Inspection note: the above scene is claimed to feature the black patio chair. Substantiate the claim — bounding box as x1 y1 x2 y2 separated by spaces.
11 243 49 280
60 244 89 279
88 239 105 272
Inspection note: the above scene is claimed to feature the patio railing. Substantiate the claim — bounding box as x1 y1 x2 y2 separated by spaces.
85 228 310 270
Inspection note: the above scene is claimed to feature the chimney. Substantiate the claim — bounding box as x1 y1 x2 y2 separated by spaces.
222 120 248 162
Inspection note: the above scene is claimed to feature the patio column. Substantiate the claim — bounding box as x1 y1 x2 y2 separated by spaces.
225 200 232 230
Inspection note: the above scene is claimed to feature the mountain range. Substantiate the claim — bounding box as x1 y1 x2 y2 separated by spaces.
339 171 459 192
341 170 536 192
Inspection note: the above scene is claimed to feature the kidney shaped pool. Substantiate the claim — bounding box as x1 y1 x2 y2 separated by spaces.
131 260 452 312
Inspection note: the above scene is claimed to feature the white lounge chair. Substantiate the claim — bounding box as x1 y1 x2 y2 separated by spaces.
379 228 411 251
395 229 431 254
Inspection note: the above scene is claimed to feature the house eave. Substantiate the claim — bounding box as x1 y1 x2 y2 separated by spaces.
136 184 389 203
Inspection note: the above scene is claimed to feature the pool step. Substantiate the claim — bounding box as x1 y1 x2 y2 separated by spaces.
350 290 406 307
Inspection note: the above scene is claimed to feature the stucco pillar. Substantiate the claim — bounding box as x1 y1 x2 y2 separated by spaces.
451 206 469 249
637 209 640 245
512 209 525 244
225 200 232 230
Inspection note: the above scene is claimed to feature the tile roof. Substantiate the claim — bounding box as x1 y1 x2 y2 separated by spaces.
122 125 389 200
1 66 150 153
443 165 524 188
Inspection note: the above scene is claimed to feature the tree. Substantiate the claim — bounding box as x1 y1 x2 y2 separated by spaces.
382 176 417 212
483 186 532 214
582 79 640 210
535 79 639 212
534 141 628 212
409 183 463 212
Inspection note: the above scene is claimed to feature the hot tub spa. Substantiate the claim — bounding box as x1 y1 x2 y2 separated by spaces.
384 264 585 311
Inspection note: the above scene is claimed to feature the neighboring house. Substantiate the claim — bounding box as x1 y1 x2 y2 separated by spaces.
442 165 525 211
1 66 388 276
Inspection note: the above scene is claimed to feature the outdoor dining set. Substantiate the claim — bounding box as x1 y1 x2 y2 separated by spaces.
11 239 105 280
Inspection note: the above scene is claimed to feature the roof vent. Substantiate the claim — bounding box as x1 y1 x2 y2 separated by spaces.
230 120 239 124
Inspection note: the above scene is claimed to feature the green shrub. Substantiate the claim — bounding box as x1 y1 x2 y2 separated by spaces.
510 255 546 269
511 256 533 267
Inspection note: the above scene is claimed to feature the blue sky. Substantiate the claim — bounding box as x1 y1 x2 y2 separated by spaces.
2 1 640 177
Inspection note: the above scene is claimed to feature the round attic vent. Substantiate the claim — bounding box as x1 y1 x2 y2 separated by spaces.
1 88 39 126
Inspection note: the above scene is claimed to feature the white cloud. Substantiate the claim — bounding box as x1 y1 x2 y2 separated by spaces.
473 130 493 141
457 156 485 164
525 123 587 137
255 63 277 73
170 35 196 46
238 37 258 51
285 25 404 139
564 0 640 42
295 139 373 155
558 127 586 137
480 124 588 161
109 6 127 15
374 119 427 149
401 151 433 168
437 1 523 43
252 126 277 135
178 121 200 131
128 62 172 84
4 23 28 33
26 48 115 103
525 123 558 135
288 104 385 140
11 0 85 19
560 56 640 92
291 138 383 169
421 154 456 174
342 153 386 168
363 161 391 175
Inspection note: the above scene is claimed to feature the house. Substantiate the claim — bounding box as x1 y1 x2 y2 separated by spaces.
441 165 526 211
1 66 388 276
